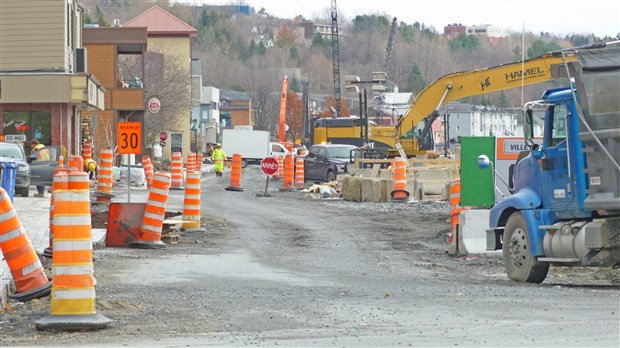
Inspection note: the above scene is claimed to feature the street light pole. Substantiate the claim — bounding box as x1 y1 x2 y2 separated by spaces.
344 72 386 147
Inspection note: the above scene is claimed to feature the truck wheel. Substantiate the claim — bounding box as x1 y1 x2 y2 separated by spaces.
325 170 336 182
503 212 549 283
241 159 247 168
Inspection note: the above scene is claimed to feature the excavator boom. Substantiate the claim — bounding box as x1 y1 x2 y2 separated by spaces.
396 51 578 151
278 76 288 143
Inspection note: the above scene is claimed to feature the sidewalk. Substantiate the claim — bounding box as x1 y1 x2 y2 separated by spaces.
1 189 106 308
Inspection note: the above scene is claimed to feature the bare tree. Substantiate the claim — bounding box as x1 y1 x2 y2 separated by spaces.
119 47 190 147
241 58 281 133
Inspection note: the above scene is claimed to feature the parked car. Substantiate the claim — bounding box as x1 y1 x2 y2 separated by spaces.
0 141 31 197
28 145 61 188
304 144 357 183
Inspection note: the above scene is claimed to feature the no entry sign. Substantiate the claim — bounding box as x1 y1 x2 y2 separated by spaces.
260 157 279 176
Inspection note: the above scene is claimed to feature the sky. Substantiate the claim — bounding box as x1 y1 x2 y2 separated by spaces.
175 0 620 38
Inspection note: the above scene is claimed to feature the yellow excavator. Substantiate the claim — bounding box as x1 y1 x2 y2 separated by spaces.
313 50 578 157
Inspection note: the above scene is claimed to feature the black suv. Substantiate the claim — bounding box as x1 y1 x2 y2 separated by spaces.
0 141 31 197
304 144 357 182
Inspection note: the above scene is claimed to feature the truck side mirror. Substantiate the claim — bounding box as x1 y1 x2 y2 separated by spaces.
477 154 491 169
531 144 543 160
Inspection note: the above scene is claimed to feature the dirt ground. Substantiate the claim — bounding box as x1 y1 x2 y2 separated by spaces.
1 165 618 346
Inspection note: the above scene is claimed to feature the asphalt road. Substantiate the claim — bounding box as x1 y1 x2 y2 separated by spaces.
1 165 619 347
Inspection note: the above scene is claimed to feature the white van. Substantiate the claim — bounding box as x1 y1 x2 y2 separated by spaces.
269 142 290 157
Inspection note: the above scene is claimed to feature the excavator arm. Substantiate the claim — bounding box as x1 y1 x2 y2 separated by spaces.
278 76 288 143
396 51 578 153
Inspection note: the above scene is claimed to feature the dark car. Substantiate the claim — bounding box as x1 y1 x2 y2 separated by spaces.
304 144 357 182
28 145 61 188
0 141 31 197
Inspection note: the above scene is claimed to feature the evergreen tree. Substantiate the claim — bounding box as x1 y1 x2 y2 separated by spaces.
257 41 267 55
527 39 562 58
496 91 509 108
449 33 479 52
406 64 426 94
95 5 108 27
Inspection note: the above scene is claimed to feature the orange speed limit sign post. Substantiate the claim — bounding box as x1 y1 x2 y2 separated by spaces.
117 122 142 154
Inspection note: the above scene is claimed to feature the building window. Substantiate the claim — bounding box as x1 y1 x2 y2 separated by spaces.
2 111 52 145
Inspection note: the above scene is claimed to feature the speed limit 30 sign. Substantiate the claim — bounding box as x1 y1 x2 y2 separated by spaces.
117 122 142 154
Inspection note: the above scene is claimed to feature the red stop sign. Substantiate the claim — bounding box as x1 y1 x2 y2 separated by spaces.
159 131 167 141
260 157 279 176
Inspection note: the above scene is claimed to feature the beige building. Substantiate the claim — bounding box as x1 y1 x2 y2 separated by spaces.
0 0 105 156
124 5 197 161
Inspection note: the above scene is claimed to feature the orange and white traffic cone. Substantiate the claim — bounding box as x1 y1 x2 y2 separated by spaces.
225 153 243 192
170 152 184 190
130 171 171 249
390 157 410 202
295 156 305 190
142 155 154 189
279 154 295 192
448 179 465 245
186 152 196 173
182 172 204 232
42 170 70 259
0 187 52 302
36 172 112 330
95 149 115 201
196 152 203 173
68 155 84 173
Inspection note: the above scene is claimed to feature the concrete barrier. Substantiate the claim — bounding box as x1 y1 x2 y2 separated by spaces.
448 209 490 256
344 166 454 203
361 178 389 202
342 176 363 202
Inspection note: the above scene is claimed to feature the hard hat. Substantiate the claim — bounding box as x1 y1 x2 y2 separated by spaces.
216 143 221 147
85 158 97 172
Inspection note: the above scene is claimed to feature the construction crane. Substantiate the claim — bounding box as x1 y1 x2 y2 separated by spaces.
331 0 341 116
384 17 397 87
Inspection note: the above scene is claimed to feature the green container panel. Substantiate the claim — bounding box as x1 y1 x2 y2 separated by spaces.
459 136 495 207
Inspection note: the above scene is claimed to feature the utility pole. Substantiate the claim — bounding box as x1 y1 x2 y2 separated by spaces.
331 0 341 117
444 113 449 157
302 76 310 146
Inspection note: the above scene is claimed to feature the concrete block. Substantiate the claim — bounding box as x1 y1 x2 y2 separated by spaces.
458 209 490 254
361 178 388 202
342 176 363 202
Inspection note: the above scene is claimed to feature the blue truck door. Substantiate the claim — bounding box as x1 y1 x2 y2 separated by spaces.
540 103 575 210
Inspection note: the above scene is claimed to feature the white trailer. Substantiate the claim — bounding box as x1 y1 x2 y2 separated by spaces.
221 129 270 167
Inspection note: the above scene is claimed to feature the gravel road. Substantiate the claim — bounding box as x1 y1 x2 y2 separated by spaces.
1 165 618 347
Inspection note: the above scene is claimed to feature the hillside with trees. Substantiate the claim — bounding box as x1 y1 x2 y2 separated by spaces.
81 0 612 134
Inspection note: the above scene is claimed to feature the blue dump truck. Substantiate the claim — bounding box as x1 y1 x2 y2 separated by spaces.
480 41 620 283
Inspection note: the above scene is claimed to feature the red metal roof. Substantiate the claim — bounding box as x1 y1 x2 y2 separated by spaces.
124 5 197 36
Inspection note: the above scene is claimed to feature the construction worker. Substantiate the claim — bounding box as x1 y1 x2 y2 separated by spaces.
211 143 227 177
29 139 51 197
